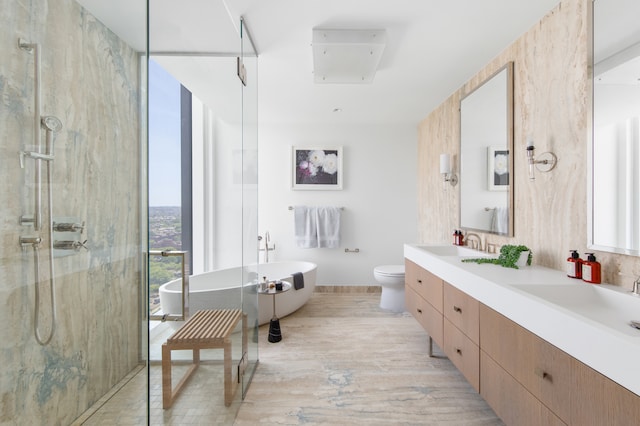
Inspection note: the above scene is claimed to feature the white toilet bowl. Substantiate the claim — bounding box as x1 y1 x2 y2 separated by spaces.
374 265 406 312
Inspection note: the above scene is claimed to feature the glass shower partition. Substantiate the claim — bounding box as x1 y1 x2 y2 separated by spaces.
147 3 259 423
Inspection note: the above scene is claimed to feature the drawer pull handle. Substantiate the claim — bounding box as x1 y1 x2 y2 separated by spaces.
534 368 552 382
417 279 423 284
453 306 462 313
455 348 462 356
416 308 423 314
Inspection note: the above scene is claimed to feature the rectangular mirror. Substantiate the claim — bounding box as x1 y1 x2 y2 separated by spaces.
460 62 514 236
590 0 640 255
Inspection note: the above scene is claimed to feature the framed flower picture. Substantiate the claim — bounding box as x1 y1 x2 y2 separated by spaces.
488 146 509 191
292 146 343 190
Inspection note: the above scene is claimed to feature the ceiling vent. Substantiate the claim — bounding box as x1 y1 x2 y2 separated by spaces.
312 29 386 84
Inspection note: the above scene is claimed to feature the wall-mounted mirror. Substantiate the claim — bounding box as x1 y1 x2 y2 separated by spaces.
460 62 514 236
589 0 640 255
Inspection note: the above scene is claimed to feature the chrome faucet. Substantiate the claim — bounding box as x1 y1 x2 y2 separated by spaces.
632 277 640 296
259 231 275 263
464 232 483 251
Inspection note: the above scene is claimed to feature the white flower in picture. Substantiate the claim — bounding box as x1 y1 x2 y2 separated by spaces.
307 162 319 176
322 153 338 175
494 154 508 175
308 150 326 167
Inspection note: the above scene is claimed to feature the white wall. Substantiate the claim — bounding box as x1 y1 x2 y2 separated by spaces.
258 123 418 285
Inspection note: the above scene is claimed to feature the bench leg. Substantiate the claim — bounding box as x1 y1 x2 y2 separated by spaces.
242 313 248 358
162 344 172 409
224 341 233 406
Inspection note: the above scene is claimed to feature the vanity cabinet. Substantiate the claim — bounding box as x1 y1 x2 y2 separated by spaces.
405 260 443 347
443 283 480 391
404 252 640 425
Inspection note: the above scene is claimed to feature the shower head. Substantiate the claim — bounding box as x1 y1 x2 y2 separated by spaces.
41 116 63 132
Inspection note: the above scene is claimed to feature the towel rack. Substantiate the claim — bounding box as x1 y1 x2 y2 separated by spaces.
484 207 496 211
288 206 344 210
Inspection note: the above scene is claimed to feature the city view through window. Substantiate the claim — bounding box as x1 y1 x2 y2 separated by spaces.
148 60 183 315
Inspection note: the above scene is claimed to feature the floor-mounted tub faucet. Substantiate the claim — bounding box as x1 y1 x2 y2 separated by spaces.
259 232 275 263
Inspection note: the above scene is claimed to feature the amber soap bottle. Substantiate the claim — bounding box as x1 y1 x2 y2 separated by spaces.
567 250 582 279
582 253 601 284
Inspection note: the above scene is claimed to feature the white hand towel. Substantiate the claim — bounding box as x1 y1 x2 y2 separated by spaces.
316 206 341 248
294 206 318 248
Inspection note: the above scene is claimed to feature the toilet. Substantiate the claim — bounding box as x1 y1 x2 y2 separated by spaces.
374 265 406 312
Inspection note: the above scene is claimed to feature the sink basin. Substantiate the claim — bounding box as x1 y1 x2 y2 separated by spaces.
418 245 490 257
514 284 640 336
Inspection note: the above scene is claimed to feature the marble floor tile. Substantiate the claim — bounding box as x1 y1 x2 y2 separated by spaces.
78 293 503 425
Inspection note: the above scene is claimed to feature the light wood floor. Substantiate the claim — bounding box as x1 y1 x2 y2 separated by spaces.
79 293 504 425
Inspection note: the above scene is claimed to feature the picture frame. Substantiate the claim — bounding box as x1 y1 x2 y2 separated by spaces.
292 146 343 190
488 146 509 191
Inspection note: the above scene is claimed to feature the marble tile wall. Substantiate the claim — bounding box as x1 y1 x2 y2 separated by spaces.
0 0 143 423
417 0 640 288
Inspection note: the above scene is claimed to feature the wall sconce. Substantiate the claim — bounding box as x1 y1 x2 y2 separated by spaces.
526 140 557 181
440 154 458 187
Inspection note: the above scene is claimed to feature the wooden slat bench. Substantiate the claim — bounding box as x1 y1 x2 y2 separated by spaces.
162 309 247 408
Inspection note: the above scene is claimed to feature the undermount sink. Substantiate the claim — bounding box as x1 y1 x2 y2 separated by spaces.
418 245 491 257
513 283 640 336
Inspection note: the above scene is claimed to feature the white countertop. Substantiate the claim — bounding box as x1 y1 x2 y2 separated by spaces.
404 243 640 397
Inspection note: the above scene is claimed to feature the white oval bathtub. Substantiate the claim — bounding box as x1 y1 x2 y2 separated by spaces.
159 261 317 325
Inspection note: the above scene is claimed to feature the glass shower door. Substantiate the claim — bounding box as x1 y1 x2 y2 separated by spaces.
240 17 260 399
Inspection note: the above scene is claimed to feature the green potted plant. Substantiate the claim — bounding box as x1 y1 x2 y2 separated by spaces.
462 244 532 269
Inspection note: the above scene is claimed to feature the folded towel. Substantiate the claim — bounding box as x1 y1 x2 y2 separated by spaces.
292 272 304 290
316 206 341 248
294 206 318 248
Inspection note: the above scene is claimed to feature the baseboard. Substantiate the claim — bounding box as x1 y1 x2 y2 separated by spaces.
314 285 381 294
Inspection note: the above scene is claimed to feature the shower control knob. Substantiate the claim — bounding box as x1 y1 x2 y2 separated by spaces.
54 240 89 251
53 221 85 233
20 236 42 246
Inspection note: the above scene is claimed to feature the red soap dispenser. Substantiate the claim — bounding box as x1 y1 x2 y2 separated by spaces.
567 250 582 279
453 230 463 246
582 253 601 284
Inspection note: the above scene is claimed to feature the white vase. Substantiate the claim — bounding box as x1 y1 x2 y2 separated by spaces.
516 250 530 267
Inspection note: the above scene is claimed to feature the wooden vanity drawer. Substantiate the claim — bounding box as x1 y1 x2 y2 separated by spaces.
406 285 443 347
479 304 571 422
443 318 479 392
443 282 479 344
480 351 566 426
571 358 640 425
405 260 443 312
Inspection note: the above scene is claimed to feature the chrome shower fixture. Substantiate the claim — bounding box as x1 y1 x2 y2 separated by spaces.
53 221 85 233
41 115 63 132
53 240 88 251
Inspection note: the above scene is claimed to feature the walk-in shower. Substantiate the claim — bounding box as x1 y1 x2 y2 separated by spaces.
3 1 148 422
3 0 257 422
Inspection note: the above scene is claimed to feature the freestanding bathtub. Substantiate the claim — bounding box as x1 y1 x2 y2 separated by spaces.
159 261 317 325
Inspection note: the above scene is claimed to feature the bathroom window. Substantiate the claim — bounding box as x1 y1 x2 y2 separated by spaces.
148 59 193 312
